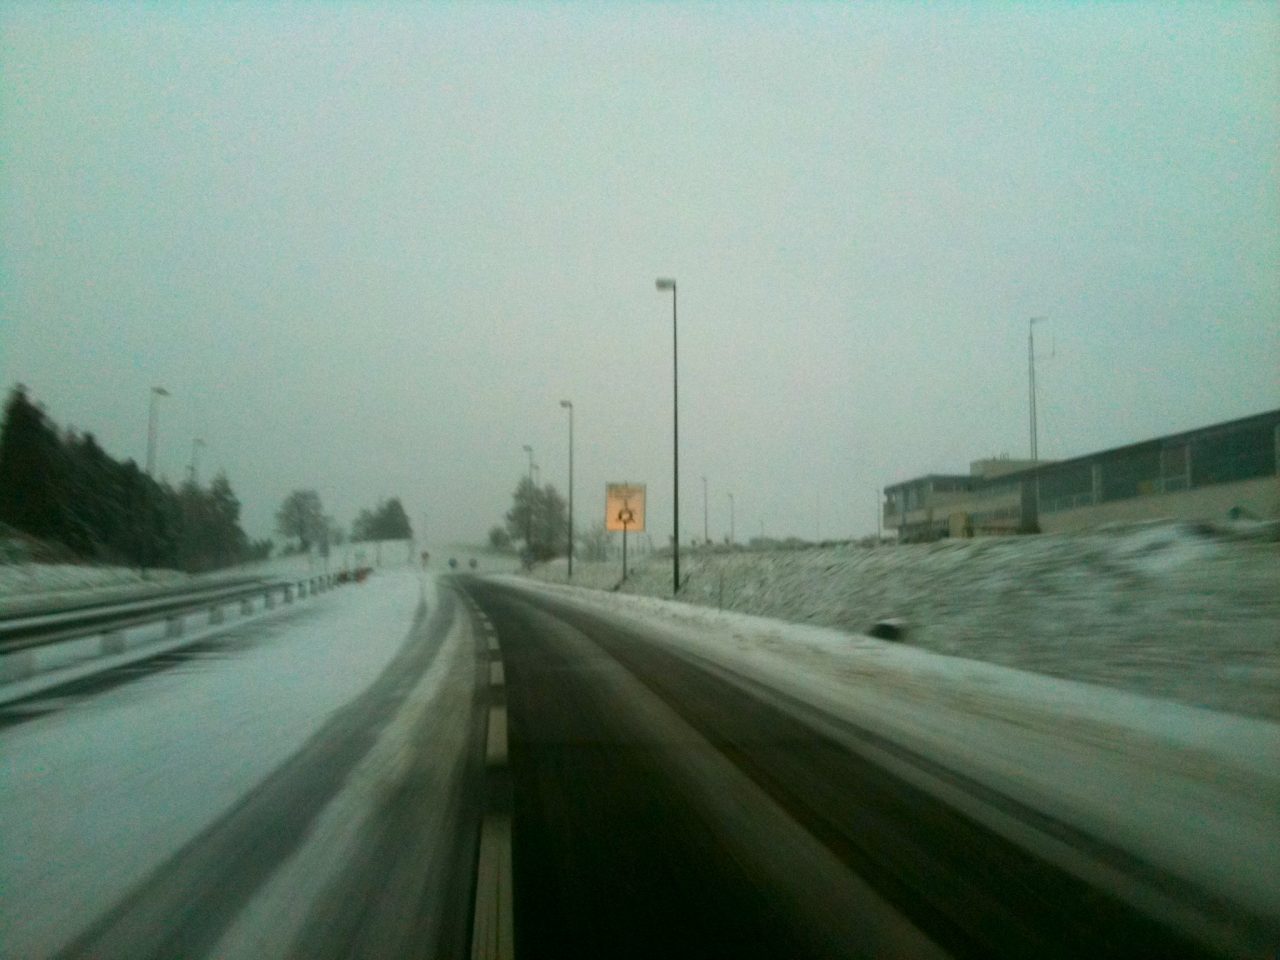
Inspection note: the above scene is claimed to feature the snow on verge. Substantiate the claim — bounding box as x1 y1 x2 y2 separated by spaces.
0 570 430 959
527 522 1280 721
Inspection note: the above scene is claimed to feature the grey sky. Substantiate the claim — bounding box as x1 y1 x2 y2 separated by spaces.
3 3 1277 546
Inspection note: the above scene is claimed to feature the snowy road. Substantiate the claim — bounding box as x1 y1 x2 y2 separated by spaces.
2 569 1276 958
1 569 487 959
462 578 1279 960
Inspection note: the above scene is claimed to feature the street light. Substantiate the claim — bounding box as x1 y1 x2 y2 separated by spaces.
701 475 708 546
188 438 206 486
522 444 534 557
146 386 170 477
728 492 735 546
655 277 679 593
563 399 578 578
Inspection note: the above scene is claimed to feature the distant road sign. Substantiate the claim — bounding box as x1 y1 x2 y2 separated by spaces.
605 483 646 532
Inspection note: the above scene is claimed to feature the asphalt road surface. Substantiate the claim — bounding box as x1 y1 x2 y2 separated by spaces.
3 573 1268 959
460 578 1263 960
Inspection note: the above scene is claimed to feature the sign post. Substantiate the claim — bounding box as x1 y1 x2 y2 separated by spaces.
605 483 646 582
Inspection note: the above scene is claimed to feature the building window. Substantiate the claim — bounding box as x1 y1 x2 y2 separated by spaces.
1190 425 1276 487
1099 446 1161 503
1038 462 1094 513
1160 444 1189 493
977 481 1017 500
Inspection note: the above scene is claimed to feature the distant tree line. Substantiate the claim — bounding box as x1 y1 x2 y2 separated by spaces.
273 490 413 558
0 385 268 571
503 476 569 564
352 497 412 542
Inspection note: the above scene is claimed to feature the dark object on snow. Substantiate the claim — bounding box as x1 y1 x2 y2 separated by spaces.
469 558 478 570
448 557 458 569
868 618 907 641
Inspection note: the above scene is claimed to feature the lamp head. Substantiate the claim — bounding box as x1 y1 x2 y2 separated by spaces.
655 278 676 291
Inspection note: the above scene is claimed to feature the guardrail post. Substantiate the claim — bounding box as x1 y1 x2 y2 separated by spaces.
240 598 253 615
284 584 294 604
265 590 276 610
101 630 126 655
1 650 36 683
209 605 225 625
165 615 183 638
298 580 308 598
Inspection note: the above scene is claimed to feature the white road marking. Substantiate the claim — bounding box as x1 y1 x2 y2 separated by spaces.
485 704 508 766
470 814 513 960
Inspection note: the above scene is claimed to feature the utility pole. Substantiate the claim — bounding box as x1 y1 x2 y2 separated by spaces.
145 386 169 477
1029 317 1047 461
561 400 574 578
187 438 205 486
655 277 679 594
728 492 735 546
522 445 534 561
701 475 708 546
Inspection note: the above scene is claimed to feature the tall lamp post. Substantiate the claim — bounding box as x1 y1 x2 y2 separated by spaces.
728 492 735 546
701 474 709 546
522 444 534 558
188 438 205 486
146 386 170 477
560 400 574 578
655 277 679 593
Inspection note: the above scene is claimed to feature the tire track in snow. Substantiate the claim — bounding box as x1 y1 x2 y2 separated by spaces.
54 586 461 960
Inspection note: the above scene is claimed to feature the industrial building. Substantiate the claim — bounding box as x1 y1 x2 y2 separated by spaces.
884 409 1280 541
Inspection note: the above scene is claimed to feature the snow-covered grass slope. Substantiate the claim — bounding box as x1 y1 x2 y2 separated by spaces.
527 522 1280 721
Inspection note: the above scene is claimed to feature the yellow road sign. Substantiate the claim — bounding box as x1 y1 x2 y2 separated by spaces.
605 483 646 532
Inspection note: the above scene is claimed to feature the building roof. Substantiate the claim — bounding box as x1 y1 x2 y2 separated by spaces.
883 408 1280 495
984 408 1280 483
883 473 972 494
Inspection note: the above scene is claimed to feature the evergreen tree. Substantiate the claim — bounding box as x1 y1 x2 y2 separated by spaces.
0 386 253 571
505 478 568 562
276 489 326 551
0 386 68 539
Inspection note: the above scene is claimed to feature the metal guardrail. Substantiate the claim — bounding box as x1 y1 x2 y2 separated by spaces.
0 575 270 624
0 570 369 686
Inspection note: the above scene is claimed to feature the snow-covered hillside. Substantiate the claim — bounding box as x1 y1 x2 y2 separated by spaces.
528 522 1280 721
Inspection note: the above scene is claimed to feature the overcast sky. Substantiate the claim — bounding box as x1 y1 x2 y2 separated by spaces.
3 3 1277 547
